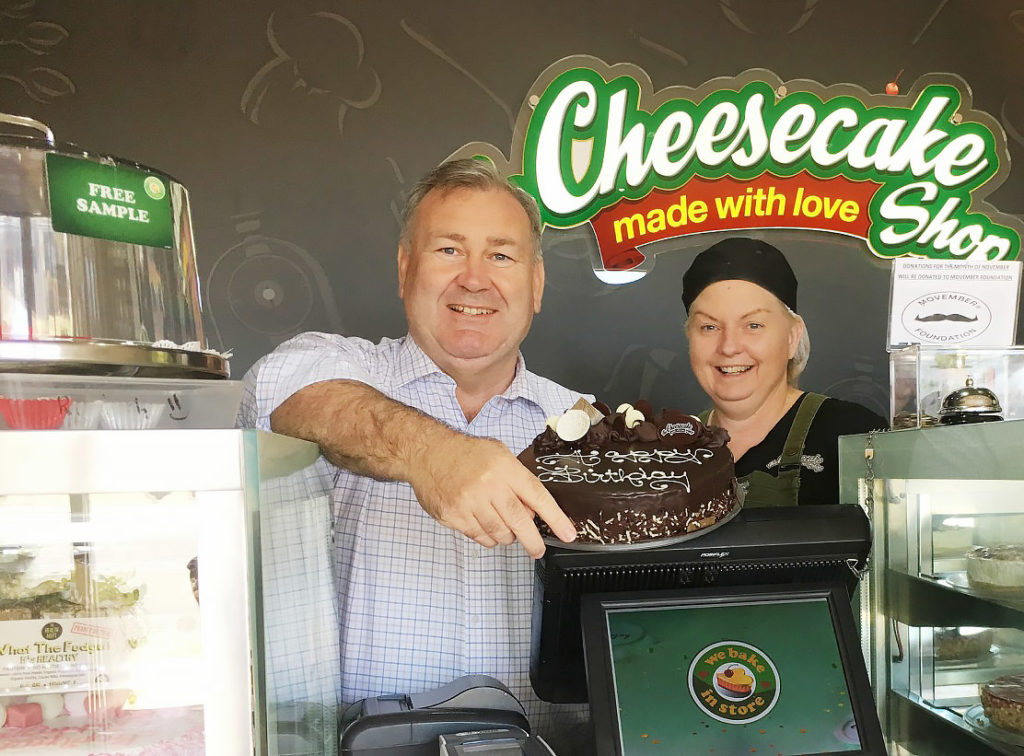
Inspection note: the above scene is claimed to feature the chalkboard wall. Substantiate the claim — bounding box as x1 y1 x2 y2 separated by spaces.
3 0 1023 416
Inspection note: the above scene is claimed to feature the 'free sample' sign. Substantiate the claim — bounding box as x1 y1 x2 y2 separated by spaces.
46 154 174 249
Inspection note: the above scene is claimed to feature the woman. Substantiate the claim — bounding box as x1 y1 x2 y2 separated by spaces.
682 237 887 507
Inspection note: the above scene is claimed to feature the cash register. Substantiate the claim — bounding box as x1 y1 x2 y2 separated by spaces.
338 505 885 755
532 504 887 755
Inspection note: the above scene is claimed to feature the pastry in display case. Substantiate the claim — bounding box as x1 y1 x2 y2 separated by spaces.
966 545 1024 593
840 420 1024 755
0 429 339 755
934 626 995 663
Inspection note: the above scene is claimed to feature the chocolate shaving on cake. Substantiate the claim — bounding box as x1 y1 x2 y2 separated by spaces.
522 401 738 546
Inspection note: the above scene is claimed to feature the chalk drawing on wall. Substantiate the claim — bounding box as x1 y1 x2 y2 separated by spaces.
0 0 73 103
603 344 680 401
717 0 818 35
823 374 889 419
241 9 380 137
626 30 688 67
386 156 406 230
206 213 345 350
400 18 515 132
911 0 950 45
543 227 627 299
1001 10 1024 151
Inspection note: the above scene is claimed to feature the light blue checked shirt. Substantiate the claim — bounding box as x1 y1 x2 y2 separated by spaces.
238 332 589 736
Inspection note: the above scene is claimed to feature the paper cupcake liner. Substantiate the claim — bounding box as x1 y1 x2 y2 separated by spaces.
99 398 167 430
0 397 72 429
61 399 103 430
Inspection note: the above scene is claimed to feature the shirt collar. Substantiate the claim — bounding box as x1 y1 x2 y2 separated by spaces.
395 335 450 387
501 353 532 401
395 335 554 413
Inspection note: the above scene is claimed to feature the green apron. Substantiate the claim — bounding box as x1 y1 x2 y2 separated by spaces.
701 392 826 508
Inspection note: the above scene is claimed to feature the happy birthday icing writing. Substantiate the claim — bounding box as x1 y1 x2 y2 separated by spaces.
533 447 712 491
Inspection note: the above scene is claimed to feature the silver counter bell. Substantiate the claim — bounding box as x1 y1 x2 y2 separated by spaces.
938 376 1003 425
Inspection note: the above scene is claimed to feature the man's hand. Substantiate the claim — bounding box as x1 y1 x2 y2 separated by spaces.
408 432 576 559
271 379 576 558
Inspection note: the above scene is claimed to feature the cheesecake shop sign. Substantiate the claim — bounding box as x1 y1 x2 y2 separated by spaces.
453 58 1023 278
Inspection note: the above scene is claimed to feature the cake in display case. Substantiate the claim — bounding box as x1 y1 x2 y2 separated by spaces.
840 421 1024 755
0 429 339 755
890 345 1024 429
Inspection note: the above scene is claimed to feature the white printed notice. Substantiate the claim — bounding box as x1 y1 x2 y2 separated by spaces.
889 259 1022 348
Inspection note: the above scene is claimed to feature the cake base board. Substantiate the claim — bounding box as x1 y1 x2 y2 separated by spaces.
942 572 1024 605
965 703 1024 746
542 502 742 552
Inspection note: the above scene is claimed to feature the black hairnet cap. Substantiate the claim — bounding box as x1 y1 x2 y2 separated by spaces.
682 237 798 314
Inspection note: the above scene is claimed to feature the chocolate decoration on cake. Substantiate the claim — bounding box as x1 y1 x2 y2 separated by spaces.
519 401 739 545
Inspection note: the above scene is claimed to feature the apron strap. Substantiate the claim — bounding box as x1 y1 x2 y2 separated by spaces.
778 392 826 468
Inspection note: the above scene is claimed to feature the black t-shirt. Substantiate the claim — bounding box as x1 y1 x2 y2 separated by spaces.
733 393 888 506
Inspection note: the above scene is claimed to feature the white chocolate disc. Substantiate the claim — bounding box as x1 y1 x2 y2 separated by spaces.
545 415 560 432
615 403 633 414
556 409 591 442
624 408 646 428
27 693 64 721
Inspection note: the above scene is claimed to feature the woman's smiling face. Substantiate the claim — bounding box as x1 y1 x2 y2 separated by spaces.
686 279 802 412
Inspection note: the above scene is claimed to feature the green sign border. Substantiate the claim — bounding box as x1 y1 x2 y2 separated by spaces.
449 57 1023 265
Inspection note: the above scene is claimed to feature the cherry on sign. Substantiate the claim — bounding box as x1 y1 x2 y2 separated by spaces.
886 68 904 96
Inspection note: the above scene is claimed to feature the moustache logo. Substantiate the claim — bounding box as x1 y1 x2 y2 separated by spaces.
901 290 992 344
914 313 979 323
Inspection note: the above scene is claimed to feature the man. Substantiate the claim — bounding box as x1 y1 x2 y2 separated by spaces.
238 158 587 740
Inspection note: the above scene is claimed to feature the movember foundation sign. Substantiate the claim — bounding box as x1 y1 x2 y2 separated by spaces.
452 58 1023 278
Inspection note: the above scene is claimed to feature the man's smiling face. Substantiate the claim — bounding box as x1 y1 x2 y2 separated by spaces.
398 186 544 379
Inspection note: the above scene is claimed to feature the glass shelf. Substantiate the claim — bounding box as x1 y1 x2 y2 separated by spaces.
840 421 1024 756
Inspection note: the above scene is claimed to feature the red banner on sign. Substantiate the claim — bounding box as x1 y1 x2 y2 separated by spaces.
589 173 883 271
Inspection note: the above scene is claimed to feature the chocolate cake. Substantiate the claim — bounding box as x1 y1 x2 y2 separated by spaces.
519 400 738 545
981 673 1024 733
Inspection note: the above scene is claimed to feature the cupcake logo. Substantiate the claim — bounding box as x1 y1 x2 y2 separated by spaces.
688 641 780 723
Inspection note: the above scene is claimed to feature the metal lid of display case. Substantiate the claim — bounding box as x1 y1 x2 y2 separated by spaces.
0 340 229 379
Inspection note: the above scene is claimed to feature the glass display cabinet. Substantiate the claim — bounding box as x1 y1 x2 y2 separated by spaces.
840 421 1024 755
0 429 338 755
890 345 1024 429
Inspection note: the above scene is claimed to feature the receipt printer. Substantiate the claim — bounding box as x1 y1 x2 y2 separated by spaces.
339 675 532 755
